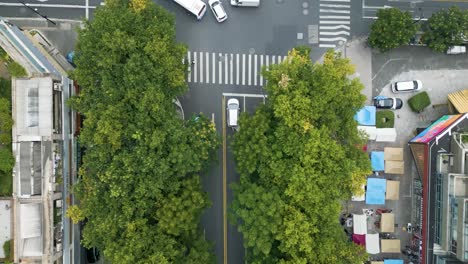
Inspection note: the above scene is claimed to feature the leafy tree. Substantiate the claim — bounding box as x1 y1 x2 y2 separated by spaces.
368 8 418 52
68 0 219 263
423 6 468 52
230 49 370 264
0 98 13 145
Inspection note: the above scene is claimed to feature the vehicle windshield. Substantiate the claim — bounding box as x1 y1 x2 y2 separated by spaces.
413 81 418 88
377 98 393 107
228 103 237 109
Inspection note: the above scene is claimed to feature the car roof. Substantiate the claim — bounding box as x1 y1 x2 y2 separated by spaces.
213 3 225 17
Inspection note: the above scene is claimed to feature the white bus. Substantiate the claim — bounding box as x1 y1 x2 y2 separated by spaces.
173 0 207 20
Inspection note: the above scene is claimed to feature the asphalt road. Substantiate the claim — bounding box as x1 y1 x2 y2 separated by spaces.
3 0 468 264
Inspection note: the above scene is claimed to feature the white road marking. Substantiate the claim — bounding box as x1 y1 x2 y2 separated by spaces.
266 55 269 69
320 0 350 2
236 53 239 85
242 54 245 86
206 52 209 84
272 55 276 64
85 0 89 19
212 53 216 84
193 52 197 83
230 53 233 85
320 37 348 42
254 54 257 86
320 15 350 19
199 51 203 83
248 54 251 86
224 53 228 85
219 53 222 84
319 44 337 48
320 3 350 8
320 25 350 30
187 51 191 82
320 31 350 36
0 2 97 8
319 20 351 24
320 9 350 14
260 55 263 85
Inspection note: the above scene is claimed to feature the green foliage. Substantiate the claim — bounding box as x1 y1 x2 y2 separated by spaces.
230 49 370 264
408 91 431 112
423 6 468 52
3 239 12 262
6 61 27 77
69 0 219 263
0 78 11 101
0 170 12 196
0 98 13 145
368 8 418 52
376 110 395 128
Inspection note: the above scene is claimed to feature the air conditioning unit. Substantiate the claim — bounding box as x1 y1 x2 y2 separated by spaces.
53 83 62 91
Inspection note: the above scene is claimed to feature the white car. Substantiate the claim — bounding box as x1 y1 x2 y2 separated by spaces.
391 80 422 93
447 46 466 55
227 98 239 130
209 0 227 23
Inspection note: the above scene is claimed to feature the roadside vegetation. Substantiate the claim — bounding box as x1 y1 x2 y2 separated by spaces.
376 110 395 128
229 48 371 263
369 8 418 52
66 0 219 263
0 77 13 196
408 91 431 113
369 6 468 53
0 47 27 77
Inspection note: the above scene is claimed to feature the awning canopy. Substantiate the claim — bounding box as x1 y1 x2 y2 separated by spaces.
384 260 404 264
371 151 385 171
384 147 403 161
354 106 376 126
381 239 401 253
375 128 397 142
366 233 380 254
352 234 366 246
358 125 377 140
366 178 386 205
371 262 384 264
381 213 395 233
384 160 404 174
448 89 468 113
353 214 367 235
386 180 400 200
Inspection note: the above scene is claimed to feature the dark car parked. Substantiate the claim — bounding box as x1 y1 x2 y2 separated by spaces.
373 96 403 110
86 247 100 263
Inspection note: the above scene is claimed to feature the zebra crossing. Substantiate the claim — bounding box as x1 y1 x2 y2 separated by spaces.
319 0 351 48
186 51 287 86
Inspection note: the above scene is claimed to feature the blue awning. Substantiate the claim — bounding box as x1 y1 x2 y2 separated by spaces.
354 106 376 126
371 151 385 171
384 260 404 264
366 178 386 205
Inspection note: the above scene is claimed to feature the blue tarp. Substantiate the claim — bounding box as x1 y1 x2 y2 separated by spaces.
366 178 386 205
371 151 385 171
384 260 404 264
354 106 376 126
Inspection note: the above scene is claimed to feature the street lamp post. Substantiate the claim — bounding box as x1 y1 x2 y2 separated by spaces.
16 0 56 25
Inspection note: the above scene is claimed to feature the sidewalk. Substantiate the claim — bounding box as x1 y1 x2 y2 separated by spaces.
344 37 373 104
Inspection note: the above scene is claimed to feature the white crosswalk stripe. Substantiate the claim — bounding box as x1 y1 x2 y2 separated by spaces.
319 0 351 48
186 51 285 86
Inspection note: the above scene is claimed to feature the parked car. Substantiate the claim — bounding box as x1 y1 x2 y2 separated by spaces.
391 80 422 93
447 45 466 55
227 98 240 130
209 0 227 22
373 96 403 110
230 0 260 7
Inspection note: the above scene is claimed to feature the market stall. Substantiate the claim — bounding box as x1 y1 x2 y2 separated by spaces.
384 147 403 161
384 160 404 174
371 151 385 171
385 180 400 200
366 178 386 205
380 213 395 233
381 239 401 253
365 233 380 254
353 214 367 235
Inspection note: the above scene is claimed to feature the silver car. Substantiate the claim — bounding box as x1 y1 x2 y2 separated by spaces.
209 0 227 22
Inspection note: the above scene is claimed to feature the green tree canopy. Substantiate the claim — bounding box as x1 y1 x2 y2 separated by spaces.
230 49 370 264
68 0 219 263
368 8 418 52
423 6 468 52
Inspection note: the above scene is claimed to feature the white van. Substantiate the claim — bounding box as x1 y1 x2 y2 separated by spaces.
447 46 466 55
230 0 260 7
227 98 240 130
391 80 422 93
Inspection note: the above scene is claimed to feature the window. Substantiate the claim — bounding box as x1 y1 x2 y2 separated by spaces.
27 86 39 127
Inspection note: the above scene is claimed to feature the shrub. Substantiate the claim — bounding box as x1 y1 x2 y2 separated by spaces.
6 62 27 77
408 92 431 112
376 110 395 128
3 239 12 262
0 78 11 101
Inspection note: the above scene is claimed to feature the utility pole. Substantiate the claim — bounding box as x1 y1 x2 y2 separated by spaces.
17 0 56 25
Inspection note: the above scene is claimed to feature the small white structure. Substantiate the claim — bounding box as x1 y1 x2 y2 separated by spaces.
366 233 380 254
353 214 367 235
